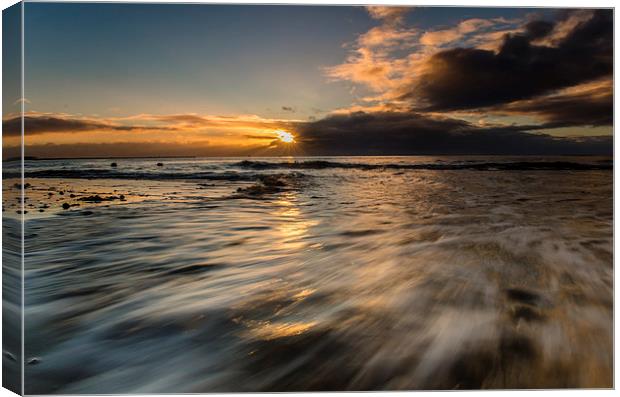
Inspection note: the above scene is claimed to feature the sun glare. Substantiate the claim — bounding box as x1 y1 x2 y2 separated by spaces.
276 130 295 143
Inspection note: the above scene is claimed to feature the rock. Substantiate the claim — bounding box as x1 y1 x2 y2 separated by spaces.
157 162 164 167
110 162 118 167
62 203 70 210
78 195 103 203
259 175 287 187
69 194 76 198
78 195 120 203
233 174 293 198
119 194 125 200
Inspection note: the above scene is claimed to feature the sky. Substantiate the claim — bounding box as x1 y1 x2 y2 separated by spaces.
2 4 613 157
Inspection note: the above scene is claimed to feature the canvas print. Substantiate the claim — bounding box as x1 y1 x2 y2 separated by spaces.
2 2 614 394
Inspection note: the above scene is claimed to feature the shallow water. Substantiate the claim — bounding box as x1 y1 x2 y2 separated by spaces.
10 156 613 392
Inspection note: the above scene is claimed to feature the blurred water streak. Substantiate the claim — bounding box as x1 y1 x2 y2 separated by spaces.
13 156 612 392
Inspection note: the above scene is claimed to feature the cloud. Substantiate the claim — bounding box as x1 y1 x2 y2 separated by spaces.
3 111 307 158
324 5 421 94
13 97 31 106
294 110 611 155
6 108 611 158
244 134 278 140
365 6 411 25
419 29 462 47
325 47 405 92
3 112 301 138
534 9 596 46
119 113 298 130
326 14 522 95
2 115 168 137
9 7 612 159
358 25 418 48
325 8 612 139
406 10 612 110
497 79 613 128
420 18 495 46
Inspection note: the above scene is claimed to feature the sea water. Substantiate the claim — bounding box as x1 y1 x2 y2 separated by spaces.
2 156 612 392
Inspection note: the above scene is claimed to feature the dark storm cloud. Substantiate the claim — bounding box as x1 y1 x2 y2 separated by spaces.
2 115 172 136
521 20 554 40
407 9 612 111
501 84 613 128
294 111 611 155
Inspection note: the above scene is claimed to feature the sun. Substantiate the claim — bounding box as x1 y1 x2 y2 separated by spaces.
276 130 295 143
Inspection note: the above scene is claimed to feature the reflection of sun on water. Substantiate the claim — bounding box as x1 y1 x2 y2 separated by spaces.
244 320 318 340
233 192 320 343
273 193 317 250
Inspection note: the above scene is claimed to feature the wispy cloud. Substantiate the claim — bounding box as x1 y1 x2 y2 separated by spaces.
13 97 31 106
365 6 412 25
3 113 170 137
419 18 516 47
324 6 418 93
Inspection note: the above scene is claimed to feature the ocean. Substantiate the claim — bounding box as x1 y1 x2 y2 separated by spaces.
2 156 613 392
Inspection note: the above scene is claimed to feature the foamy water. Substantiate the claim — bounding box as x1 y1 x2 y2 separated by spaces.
3 156 613 392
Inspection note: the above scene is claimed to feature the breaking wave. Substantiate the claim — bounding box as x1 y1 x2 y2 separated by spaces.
233 159 612 171
5 168 307 182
